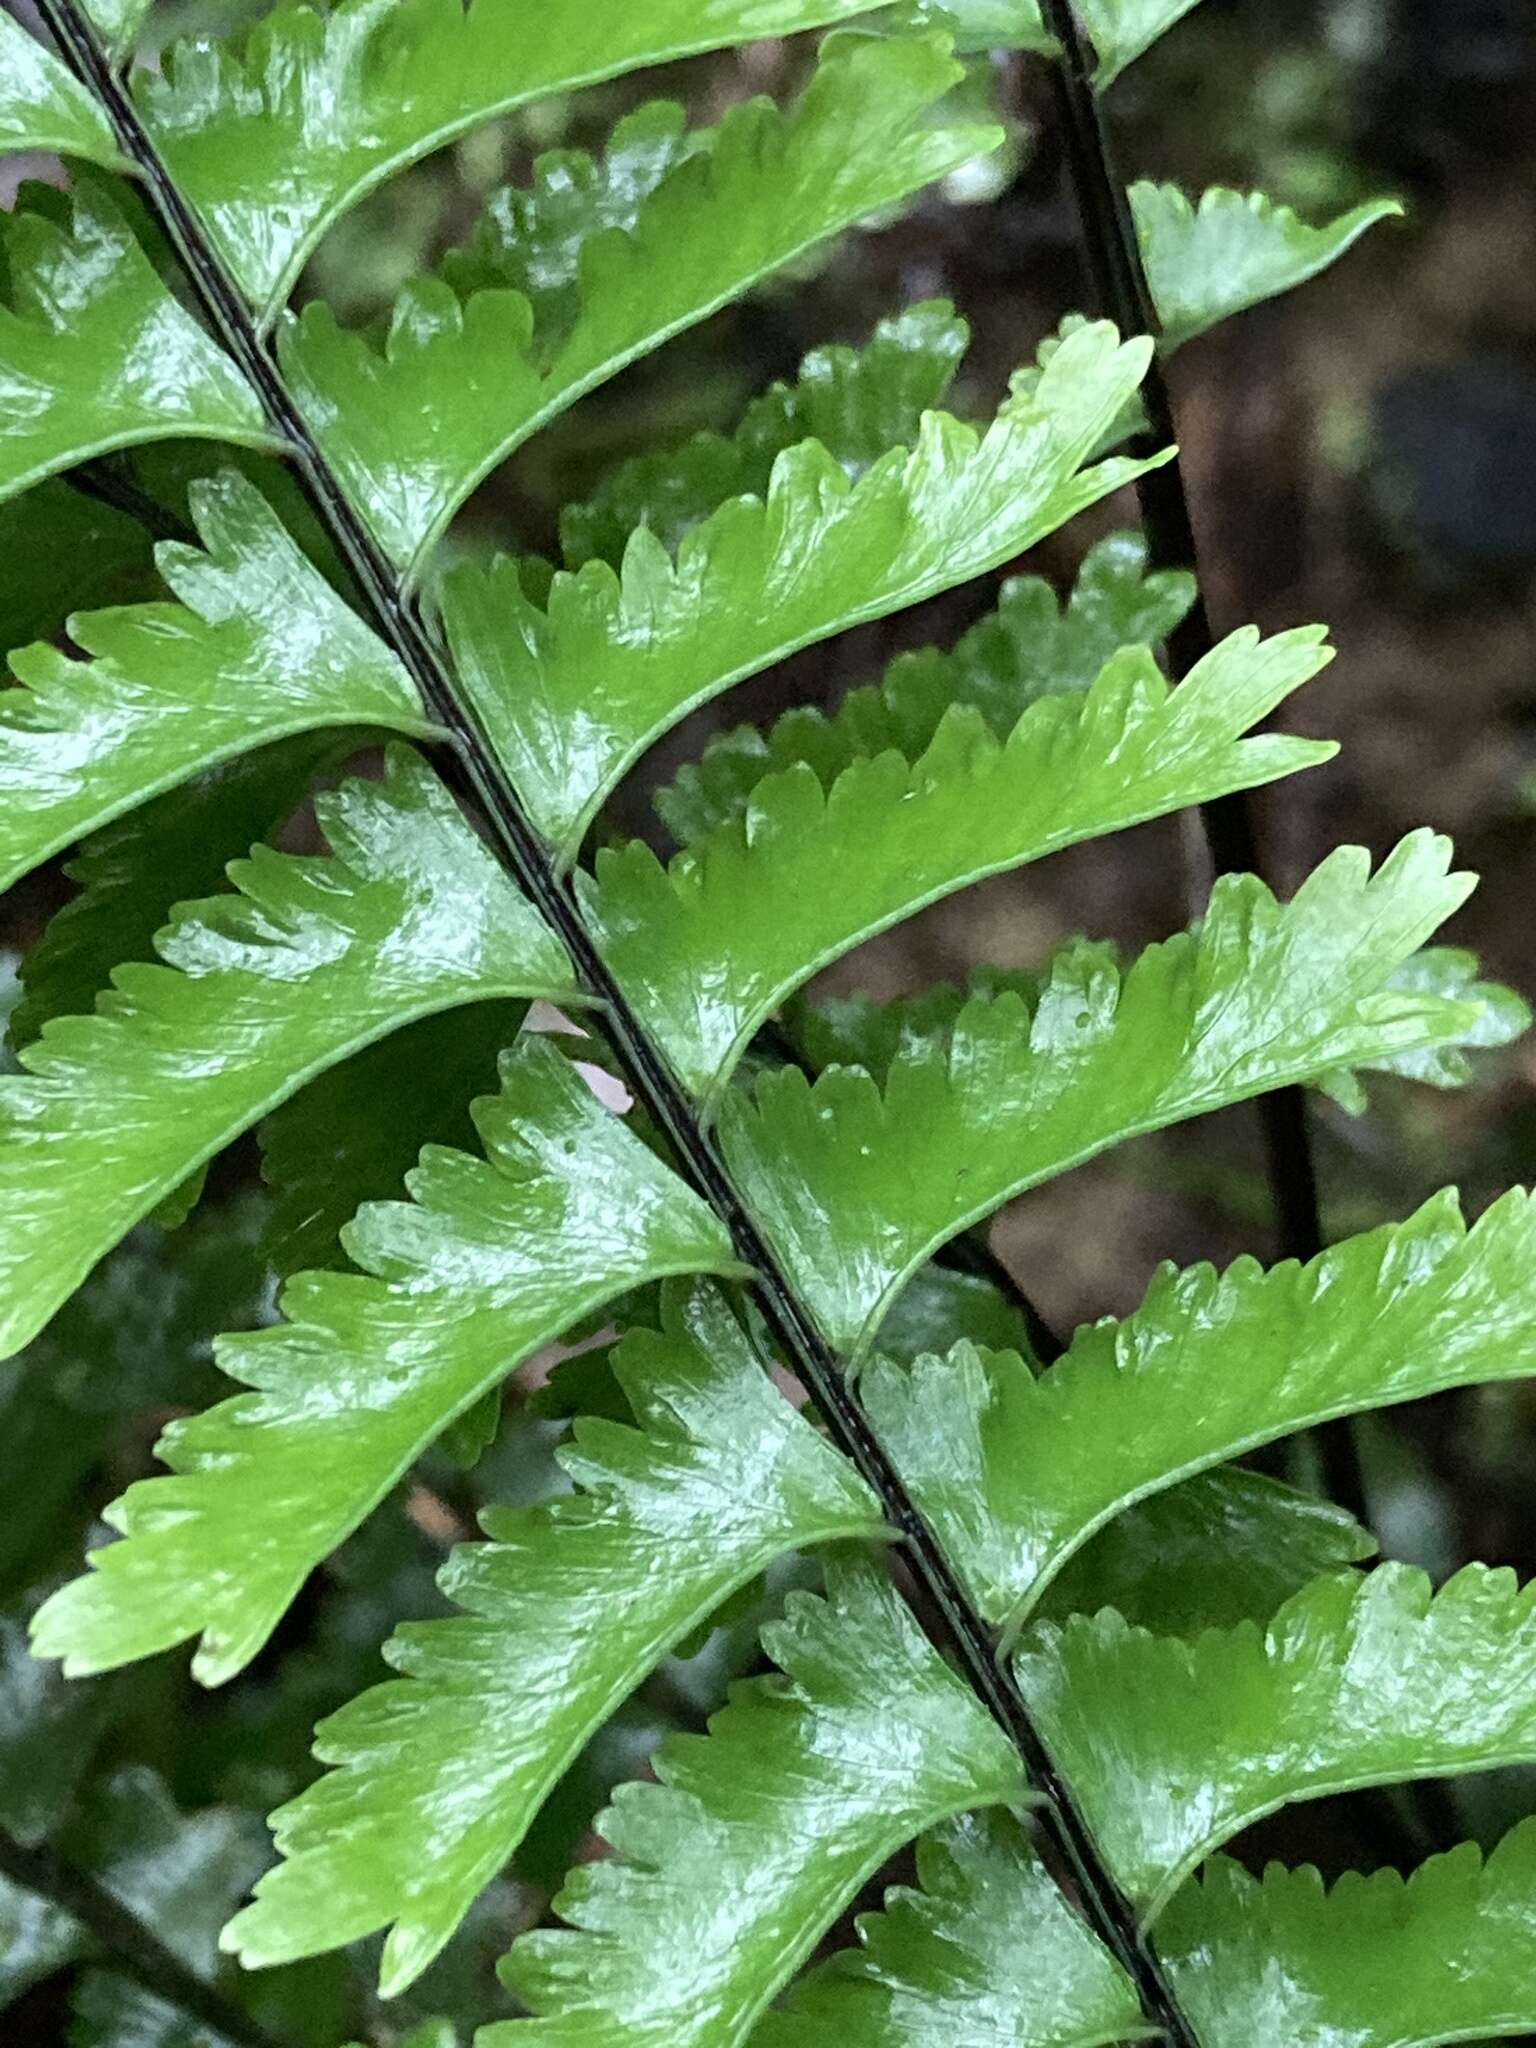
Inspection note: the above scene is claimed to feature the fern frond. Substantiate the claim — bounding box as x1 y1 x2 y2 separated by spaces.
0 475 435 894
31 1041 745 1686
281 31 993 574
0 13 127 167
721 836 1476 1354
656 530 1196 844
222 1283 883 1993
444 320 1163 859
1318 945 1531 1109
485 1557 1028 2046
0 748 574 1359
1132 182 1404 352
1077 0 1208 87
80 0 152 61
863 1188 1536 1626
1018 1562 1536 1919
1160 1828 1536 2047
593 627 1334 1099
890 1 1055 54
761 1809 1154 2047
11 733 344 1048
138 0 898 320
0 181 278 510
560 300 972 572
1034 1469 1374 1635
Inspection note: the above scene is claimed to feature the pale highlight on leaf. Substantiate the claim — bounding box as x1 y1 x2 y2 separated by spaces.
864 1188 1536 1627
1077 0 1209 87
1161 1827 1536 2047
487 1558 1029 2046
596 625 1336 1102
760 1809 1153 2046
137 0 902 319
30 1041 743 1687
0 181 278 512
0 474 436 895
1018 1562 1536 1920
222 1283 881 1994
657 529 1197 845
1132 181 1405 352
0 13 129 167
81 0 154 59
0 748 574 1361
722 836 1478 1355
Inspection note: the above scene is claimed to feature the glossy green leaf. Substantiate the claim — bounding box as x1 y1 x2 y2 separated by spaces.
1319 945 1531 1110
560 300 972 571
721 835 1477 1355
139 0 900 320
760 1810 1152 2046
595 626 1336 1102
258 1001 528 1276
222 1283 882 1995
864 1188 1536 1628
1034 1468 1374 1635
31 1038 743 1685
0 180 277 512
1161 1827 1536 2047
447 321 1162 862
82 0 155 60
1077 0 1208 87
487 1557 1028 2046
0 748 574 1361
287 34 996 577
657 530 1197 845
0 473 435 895
888 0 1055 53
0 14 129 168
1018 1562 1536 1919
1132 182 1405 353
11 733 347 1049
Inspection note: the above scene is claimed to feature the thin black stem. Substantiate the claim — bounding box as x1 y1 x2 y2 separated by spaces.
65 459 199 546
1033 1 1368 1523
0 1827 281 2048
38 7 1192 2036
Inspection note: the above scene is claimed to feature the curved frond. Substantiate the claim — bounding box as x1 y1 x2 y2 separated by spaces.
280 30 994 573
138 0 897 320
0 14 128 168
1077 0 1208 87
1132 181 1404 352
30 1040 744 1687
0 748 573 1361
444 321 1163 860
720 836 1477 1354
593 627 1333 1100
0 180 278 511
11 733 345 1048
1160 1829 1536 2048
222 1283 883 1994
760 1809 1153 2047
1318 945 1531 1109
656 530 1197 845
0 474 435 894
1017 1562 1536 1919
485 1557 1028 2046
863 1188 1536 1626
560 300 971 571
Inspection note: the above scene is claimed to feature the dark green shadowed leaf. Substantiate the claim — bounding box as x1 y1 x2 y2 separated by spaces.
1132 182 1405 352
721 836 1477 1354
656 530 1197 845
222 1283 882 1995
1018 1563 1536 1919
445 321 1163 860
137 0 903 320
594 627 1334 1101
30 1040 744 1685
0 748 573 1361
487 1557 1029 2046
1160 1827 1536 2047
0 180 277 510
862 1189 1536 1626
281 32 993 573
760 1810 1154 2046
